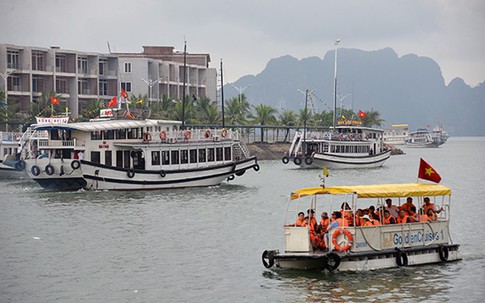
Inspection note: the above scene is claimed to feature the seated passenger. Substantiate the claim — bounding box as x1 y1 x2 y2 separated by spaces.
324 211 348 247
400 197 415 214
408 206 420 223
382 210 396 224
368 205 380 221
354 209 364 226
361 215 374 226
296 211 306 226
418 208 430 222
423 197 442 214
320 212 330 231
385 198 399 218
397 209 410 224
427 208 438 221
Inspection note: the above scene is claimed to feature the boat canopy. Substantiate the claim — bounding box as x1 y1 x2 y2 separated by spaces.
290 182 451 200
33 119 181 131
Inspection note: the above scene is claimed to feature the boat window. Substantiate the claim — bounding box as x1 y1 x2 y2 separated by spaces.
50 130 61 140
171 150 179 165
105 151 112 166
198 149 206 163
116 150 123 167
161 151 170 165
104 130 114 140
127 128 138 139
123 150 131 168
323 144 329 153
216 147 223 161
152 151 160 165
190 149 197 163
224 147 231 161
207 148 215 162
91 151 101 164
91 130 103 140
116 129 127 139
180 150 189 164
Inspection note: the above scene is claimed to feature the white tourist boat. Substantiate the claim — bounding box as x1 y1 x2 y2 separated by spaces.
383 124 408 145
18 117 259 190
0 131 24 177
405 128 444 148
282 123 391 169
262 182 461 272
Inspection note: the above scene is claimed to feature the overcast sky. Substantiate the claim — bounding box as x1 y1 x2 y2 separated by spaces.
1 0 484 86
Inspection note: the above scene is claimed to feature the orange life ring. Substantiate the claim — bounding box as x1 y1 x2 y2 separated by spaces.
204 129 211 138
160 130 167 140
184 130 192 140
221 129 228 137
331 229 353 252
143 133 152 142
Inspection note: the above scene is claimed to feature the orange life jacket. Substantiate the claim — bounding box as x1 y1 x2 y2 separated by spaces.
295 218 306 227
383 216 396 225
397 214 409 224
419 214 430 222
335 218 348 227
363 221 373 226
320 218 330 231
373 220 381 226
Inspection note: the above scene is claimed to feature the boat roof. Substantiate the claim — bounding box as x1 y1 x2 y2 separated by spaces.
290 182 451 200
333 125 385 133
33 119 182 131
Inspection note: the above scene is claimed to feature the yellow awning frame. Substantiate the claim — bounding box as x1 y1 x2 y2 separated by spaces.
291 182 451 200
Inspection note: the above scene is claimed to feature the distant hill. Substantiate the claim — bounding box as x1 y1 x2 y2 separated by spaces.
223 48 485 136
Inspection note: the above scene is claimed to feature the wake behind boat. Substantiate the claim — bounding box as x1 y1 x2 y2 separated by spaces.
18 117 258 190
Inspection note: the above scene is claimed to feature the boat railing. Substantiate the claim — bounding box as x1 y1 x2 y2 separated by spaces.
0 131 23 141
38 139 77 147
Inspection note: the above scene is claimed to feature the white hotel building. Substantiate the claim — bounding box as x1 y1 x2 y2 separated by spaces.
0 44 217 119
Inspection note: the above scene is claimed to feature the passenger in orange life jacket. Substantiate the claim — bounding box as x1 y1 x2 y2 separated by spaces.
361 215 374 226
285 212 306 227
354 209 364 226
408 206 420 223
418 208 430 222
427 208 438 221
383 210 396 224
368 205 380 221
400 197 415 214
423 196 442 214
324 211 348 247
397 209 410 224
320 212 330 231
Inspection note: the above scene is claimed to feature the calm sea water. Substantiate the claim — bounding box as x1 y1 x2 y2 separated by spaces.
1 137 484 303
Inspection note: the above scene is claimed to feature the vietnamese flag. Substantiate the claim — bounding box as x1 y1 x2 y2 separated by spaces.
51 96 60 105
121 88 129 99
418 158 442 183
358 110 367 119
108 96 118 108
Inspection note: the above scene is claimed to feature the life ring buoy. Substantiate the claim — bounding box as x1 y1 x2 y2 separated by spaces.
127 169 135 178
160 130 167 140
294 157 302 165
31 165 41 176
143 133 152 142
221 129 228 137
71 160 81 170
160 170 166 178
262 250 275 269
253 164 260 172
227 174 235 181
438 245 449 262
45 164 55 176
282 156 289 164
235 170 245 176
15 160 26 171
324 252 341 271
331 229 353 252
184 130 192 140
304 157 313 165
204 129 211 138
396 249 408 267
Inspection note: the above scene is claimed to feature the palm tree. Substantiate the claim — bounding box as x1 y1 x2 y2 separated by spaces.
224 94 251 125
79 98 105 121
193 96 220 124
361 109 384 127
251 103 277 143
278 109 297 142
28 92 64 122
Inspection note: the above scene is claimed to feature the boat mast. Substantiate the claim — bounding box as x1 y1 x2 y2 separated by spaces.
182 40 187 130
220 59 225 128
333 39 341 130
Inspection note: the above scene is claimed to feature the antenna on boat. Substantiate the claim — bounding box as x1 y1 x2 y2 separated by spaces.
332 39 341 131
220 59 225 128
181 38 187 130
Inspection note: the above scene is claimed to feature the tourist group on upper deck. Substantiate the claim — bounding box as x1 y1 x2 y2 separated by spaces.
290 196 442 251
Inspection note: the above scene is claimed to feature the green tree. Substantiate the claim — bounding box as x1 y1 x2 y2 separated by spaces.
251 103 277 143
79 98 105 121
361 109 384 127
278 109 297 142
225 94 251 125
28 92 64 123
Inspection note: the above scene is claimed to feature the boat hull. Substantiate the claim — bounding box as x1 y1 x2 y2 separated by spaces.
299 150 391 169
23 158 85 190
268 244 461 271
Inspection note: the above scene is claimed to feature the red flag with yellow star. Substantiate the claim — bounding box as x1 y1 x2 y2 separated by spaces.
418 158 441 183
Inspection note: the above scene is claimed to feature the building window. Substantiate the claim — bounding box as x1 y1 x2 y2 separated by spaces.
56 55 66 72
121 82 132 93
99 80 108 95
7 75 20 91
7 50 19 69
78 56 88 74
32 51 44 71
78 79 89 95
124 62 132 73
99 59 108 76
56 78 68 94
32 76 44 92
